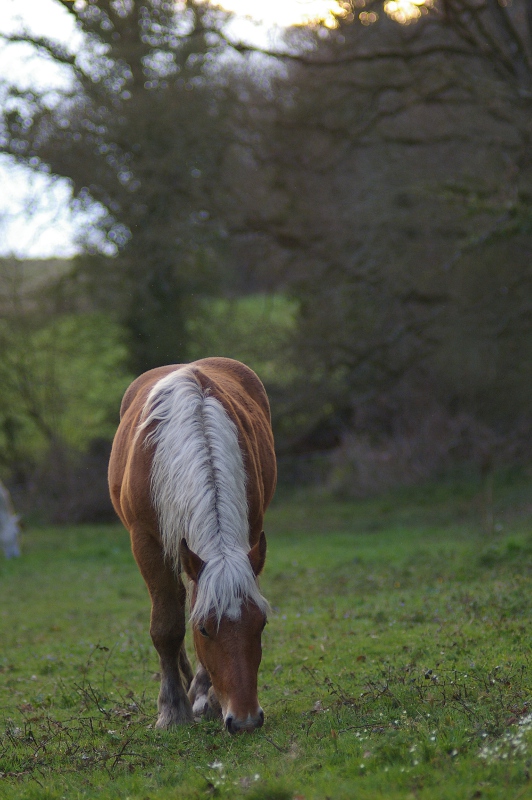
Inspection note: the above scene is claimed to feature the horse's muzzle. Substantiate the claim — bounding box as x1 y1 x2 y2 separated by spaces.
225 708 264 734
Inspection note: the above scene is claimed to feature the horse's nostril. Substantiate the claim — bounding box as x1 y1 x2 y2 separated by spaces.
225 715 235 734
258 709 264 727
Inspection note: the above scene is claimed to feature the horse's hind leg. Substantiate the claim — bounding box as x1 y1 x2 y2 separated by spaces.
131 527 193 728
179 648 194 690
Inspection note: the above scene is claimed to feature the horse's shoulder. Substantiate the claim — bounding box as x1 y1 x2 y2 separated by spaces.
119 364 185 418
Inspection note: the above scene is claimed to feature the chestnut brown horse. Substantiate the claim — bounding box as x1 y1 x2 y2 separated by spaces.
108 358 276 733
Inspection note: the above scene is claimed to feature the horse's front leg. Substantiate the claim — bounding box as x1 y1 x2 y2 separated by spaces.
131 528 193 728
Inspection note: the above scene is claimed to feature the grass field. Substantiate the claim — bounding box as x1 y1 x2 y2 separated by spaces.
2 475 532 799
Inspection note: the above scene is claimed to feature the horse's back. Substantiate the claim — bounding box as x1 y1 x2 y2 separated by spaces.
119 359 269 420
191 359 276 535
192 357 272 421
109 359 276 539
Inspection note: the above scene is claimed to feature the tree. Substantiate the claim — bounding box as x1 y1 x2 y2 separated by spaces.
1 0 240 372
217 1 532 452
3 0 532 484
440 0 532 95
0 254 133 520
0 258 132 473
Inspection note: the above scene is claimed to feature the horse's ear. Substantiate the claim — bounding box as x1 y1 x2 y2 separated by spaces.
248 531 267 577
179 538 205 582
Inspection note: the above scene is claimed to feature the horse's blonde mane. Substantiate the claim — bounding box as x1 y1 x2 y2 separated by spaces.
138 366 268 625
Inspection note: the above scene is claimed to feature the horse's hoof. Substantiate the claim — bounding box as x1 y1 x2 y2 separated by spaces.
192 693 209 721
155 707 193 729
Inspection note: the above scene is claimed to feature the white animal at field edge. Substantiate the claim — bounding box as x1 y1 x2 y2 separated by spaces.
0 481 21 558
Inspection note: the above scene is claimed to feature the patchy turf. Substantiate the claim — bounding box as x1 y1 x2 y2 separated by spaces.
1 475 532 799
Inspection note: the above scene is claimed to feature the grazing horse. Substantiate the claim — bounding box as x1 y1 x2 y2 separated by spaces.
108 358 276 733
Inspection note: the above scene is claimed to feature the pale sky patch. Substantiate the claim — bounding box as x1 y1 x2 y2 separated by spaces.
203 0 349 28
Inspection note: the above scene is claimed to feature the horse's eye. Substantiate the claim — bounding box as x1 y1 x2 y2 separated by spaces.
199 625 209 638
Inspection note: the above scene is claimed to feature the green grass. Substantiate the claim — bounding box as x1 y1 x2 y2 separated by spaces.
2 476 532 798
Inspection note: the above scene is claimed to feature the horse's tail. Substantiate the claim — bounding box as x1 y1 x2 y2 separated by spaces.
138 366 266 623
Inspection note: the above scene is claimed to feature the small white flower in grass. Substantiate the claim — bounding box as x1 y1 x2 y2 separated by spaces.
479 713 532 763
208 761 224 770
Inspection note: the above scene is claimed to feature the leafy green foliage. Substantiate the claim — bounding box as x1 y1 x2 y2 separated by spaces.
0 312 132 466
1 480 532 798
187 294 298 383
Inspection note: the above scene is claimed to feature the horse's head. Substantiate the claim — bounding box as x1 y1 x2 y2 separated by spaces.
180 533 267 733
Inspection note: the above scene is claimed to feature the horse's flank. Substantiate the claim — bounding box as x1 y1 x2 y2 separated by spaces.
138 365 269 625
